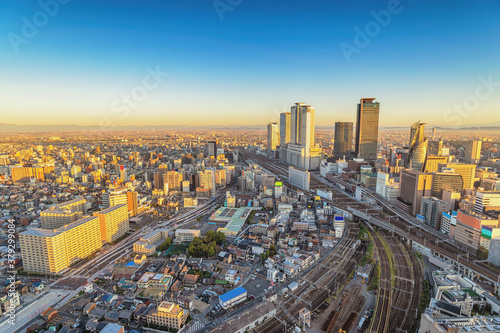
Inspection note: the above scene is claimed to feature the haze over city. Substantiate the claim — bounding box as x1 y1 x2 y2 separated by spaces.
2 0 500 127
2 2 500 333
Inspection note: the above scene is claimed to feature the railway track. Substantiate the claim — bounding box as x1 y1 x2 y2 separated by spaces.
368 230 392 333
254 223 364 333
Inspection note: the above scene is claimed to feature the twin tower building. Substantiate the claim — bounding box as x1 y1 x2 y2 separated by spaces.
267 98 380 169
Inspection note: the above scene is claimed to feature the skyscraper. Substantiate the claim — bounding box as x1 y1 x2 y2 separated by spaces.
267 122 279 158
406 121 428 171
355 98 380 160
281 102 321 170
465 140 482 164
279 112 291 146
397 169 433 216
334 121 353 159
208 141 217 158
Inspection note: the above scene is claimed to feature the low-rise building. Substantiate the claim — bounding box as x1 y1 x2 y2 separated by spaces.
146 301 189 331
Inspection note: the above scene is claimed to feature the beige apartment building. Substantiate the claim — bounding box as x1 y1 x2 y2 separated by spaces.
93 204 129 243
146 302 189 330
20 216 102 274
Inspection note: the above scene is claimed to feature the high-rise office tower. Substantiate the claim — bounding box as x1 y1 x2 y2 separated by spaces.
267 122 279 158
355 98 380 160
279 112 291 146
465 140 482 164
406 121 428 171
334 122 353 159
208 141 217 158
281 103 321 170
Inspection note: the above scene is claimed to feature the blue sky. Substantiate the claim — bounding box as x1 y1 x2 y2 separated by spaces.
1 0 499 127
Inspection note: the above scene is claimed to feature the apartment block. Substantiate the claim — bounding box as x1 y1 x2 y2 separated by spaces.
20 216 102 274
146 302 189 330
93 204 129 243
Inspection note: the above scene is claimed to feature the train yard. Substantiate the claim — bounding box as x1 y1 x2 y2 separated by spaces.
242 151 500 286
254 222 366 333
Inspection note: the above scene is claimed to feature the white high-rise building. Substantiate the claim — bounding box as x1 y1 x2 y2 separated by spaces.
280 103 321 170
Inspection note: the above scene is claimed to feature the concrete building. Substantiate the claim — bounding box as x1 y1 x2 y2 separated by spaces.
431 172 464 199
288 166 310 191
93 204 129 243
440 211 457 235
267 122 279 158
334 121 353 159
474 191 500 214
420 314 500 333
20 216 102 274
406 121 428 172
355 98 380 160
488 237 500 266
465 140 482 164
397 169 433 216
40 209 83 229
420 197 449 230
133 229 169 256
219 287 247 309
438 163 476 190
146 301 189 330
174 229 200 243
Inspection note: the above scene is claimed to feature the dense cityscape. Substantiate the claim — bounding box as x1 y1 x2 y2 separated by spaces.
3 1 500 333
0 98 500 333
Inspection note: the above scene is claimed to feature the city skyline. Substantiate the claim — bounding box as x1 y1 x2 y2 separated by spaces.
2 0 500 127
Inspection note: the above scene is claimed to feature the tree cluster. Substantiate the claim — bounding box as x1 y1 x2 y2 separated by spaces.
187 231 225 258
157 237 173 252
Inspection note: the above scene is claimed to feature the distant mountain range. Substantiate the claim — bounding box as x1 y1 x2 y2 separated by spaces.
0 121 499 133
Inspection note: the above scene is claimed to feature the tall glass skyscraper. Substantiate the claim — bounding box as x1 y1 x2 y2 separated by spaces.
334 121 353 159
355 98 380 160
406 121 428 172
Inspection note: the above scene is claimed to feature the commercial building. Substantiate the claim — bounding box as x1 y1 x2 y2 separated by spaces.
453 211 499 254
355 98 380 160
288 166 310 191
219 286 247 309
424 155 448 173
208 141 217 158
440 211 457 235
93 204 129 243
334 121 353 159
397 169 433 216
431 172 464 199
279 112 291 161
267 122 279 158
209 207 255 236
488 237 500 266
127 191 139 217
146 301 189 330
406 121 428 171
280 103 322 170
133 229 169 256
438 163 476 190
174 229 200 243
20 216 102 274
420 197 448 230
465 140 482 164
474 191 500 214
